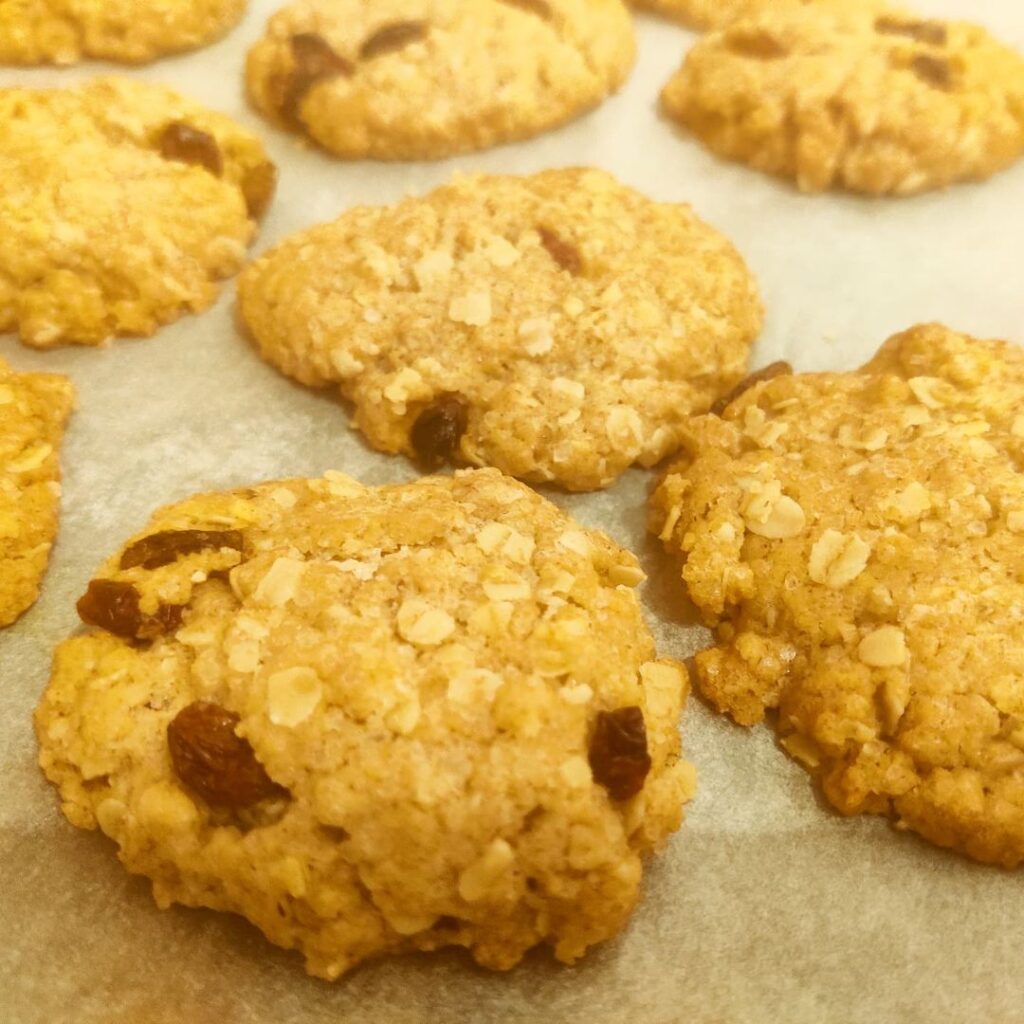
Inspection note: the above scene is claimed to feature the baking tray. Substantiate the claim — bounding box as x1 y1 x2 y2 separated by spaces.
2 2 1024 1021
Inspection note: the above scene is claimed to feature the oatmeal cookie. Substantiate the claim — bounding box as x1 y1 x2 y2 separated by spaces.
245 0 636 159
0 0 247 65
36 469 695 978
660 3 1024 194
0 359 74 627
237 168 763 491
651 324 1024 866
0 77 277 348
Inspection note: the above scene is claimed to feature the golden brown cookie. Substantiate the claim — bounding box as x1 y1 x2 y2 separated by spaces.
245 0 636 159
0 0 247 65
661 3 1024 194
237 168 763 491
651 324 1024 866
0 77 277 349
0 359 74 627
36 469 695 978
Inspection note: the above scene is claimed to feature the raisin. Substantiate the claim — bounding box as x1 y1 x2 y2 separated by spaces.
158 122 224 177
588 706 652 802
119 528 245 571
497 0 553 18
76 579 184 640
359 21 428 60
410 394 468 469
537 226 582 275
241 160 278 219
874 16 947 46
709 361 793 417
168 701 286 809
910 54 952 89
724 29 788 59
280 33 355 127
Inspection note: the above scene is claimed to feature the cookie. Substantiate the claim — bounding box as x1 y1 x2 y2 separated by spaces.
0 359 74 627
245 0 636 159
660 3 1024 194
0 0 247 65
0 77 277 349
237 168 763 491
36 468 695 978
651 323 1024 866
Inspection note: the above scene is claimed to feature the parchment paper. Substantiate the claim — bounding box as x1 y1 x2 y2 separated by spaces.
2 3 1024 1021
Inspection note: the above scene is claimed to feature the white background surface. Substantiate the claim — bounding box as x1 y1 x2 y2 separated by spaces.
2 2 1024 1022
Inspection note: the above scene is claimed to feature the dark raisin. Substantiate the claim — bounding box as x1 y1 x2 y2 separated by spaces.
119 529 245 571
588 706 652 801
359 21 428 60
497 0 552 18
724 29 788 59
168 701 286 809
241 160 278 219
710 361 793 417
76 579 184 640
910 54 952 89
280 33 355 127
319 824 351 842
410 394 468 469
158 122 224 177
874 16 947 46
537 227 582 275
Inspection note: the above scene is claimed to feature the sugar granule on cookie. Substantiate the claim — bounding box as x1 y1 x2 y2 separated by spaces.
651 323 1024 867
660 3 1024 194
237 167 763 491
0 0 247 66
0 77 277 349
0 359 74 627
245 0 636 159
36 468 696 978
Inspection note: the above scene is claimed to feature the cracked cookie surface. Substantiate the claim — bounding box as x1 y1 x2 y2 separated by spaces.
660 3 1024 194
237 168 762 491
36 468 695 978
245 0 636 159
0 77 277 348
651 324 1024 866
0 359 74 627
0 0 247 65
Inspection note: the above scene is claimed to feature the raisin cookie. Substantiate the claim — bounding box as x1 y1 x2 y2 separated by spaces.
660 3 1024 194
237 168 763 491
0 77 277 349
245 0 636 159
0 359 74 627
36 469 695 978
0 0 247 65
651 323 1024 866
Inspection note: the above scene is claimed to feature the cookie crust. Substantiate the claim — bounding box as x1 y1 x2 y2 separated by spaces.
661 3 1024 194
0 0 247 65
237 168 763 491
37 469 695 977
0 359 74 627
651 324 1024 866
245 0 636 159
0 77 277 349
